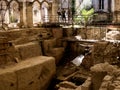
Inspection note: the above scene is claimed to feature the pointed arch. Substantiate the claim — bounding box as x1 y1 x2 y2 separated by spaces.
0 0 8 26
9 0 20 23
32 0 41 25
41 1 49 22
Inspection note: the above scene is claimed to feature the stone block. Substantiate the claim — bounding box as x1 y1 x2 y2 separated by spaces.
15 42 42 60
0 56 56 90
81 80 91 90
0 70 17 90
42 38 56 55
93 41 108 64
81 54 93 69
57 81 77 89
40 31 52 39
91 72 107 90
49 47 65 64
52 28 63 39
63 28 73 37
14 56 55 90
76 86 82 90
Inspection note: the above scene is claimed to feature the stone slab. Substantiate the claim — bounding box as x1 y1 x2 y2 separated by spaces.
15 42 42 60
0 56 56 90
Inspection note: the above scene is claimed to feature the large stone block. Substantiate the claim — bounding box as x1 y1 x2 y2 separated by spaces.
42 38 56 55
16 56 55 90
0 56 56 90
52 28 63 39
48 47 65 64
0 70 17 90
15 42 42 60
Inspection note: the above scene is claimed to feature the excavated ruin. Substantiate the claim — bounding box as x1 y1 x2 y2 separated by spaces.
0 26 120 90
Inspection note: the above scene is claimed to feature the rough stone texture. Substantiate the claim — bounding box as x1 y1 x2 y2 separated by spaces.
106 30 120 40
52 28 63 39
93 41 120 65
81 77 92 90
0 37 11 65
57 81 77 89
15 42 43 60
49 47 65 64
81 54 93 70
77 27 106 40
76 86 82 90
63 28 73 37
91 72 107 90
42 38 56 55
0 56 56 90
0 71 17 90
93 41 108 64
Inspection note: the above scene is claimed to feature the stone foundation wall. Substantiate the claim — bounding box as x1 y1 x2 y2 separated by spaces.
93 41 120 65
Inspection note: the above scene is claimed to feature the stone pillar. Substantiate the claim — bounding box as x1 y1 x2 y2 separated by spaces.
113 0 120 23
26 2 33 27
48 3 52 22
52 0 58 22
19 1 28 27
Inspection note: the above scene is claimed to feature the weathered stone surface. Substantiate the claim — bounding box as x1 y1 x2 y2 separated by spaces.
93 41 120 65
0 71 17 90
42 38 56 55
103 75 113 81
81 80 91 90
76 86 82 90
93 41 108 64
57 81 77 89
52 28 63 39
106 30 120 40
49 47 65 64
58 87 73 90
16 56 55 90
15 42 42 60
81 54 93 69
63 28 73 37
0 56 56 90
91 72 107 90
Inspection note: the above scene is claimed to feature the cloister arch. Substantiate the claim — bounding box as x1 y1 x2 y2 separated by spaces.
33 1 41 25
9 0 20 24
41 1 49 22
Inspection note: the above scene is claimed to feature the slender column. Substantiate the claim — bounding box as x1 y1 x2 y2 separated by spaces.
26 2 33 27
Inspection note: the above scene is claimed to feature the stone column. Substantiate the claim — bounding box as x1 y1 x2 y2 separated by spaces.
113 0 120 23
52 0 58 22
26 2 33 27
48 3 52 22
19 1 28 27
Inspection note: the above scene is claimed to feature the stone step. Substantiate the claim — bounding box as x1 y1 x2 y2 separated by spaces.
0 56 56 90
14 41 43 60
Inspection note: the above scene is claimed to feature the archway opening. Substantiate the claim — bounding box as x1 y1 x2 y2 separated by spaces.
9 0 20 27
41 2 49 23
33 1 41 26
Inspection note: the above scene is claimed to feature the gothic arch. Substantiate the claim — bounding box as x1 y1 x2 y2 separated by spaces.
41 1 49 22
32 0 41 25
9 0 20 24
0 0 9 25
